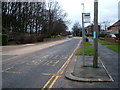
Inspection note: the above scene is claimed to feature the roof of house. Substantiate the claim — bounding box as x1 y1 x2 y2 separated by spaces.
103 29 118 33
110 19 120 27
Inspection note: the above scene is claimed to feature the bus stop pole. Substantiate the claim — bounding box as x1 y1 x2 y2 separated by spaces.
82 13 85 66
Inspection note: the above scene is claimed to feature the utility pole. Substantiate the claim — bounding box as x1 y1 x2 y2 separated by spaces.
93 0 98 68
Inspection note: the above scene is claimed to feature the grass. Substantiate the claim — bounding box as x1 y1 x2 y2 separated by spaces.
76 46 94 56
84 42 92 45
107 46 120 54
98 39 119 45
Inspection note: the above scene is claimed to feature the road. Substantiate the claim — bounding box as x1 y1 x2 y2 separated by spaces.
2 37 82 88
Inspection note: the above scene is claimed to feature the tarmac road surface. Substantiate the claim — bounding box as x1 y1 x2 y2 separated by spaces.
2 37 118 89
2 37 81 88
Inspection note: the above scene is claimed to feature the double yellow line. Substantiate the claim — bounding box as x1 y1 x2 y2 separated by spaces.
41 38 82 90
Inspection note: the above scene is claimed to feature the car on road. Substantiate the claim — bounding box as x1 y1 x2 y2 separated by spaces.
68 35 73 38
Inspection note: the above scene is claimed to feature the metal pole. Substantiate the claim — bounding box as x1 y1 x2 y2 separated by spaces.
82 13 85 66
81 3 85 66
81 3 85 13
93 0 98 68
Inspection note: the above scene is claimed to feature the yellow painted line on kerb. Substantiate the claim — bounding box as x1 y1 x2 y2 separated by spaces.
41 75 55 90
48 76 59 90
41 38 82 90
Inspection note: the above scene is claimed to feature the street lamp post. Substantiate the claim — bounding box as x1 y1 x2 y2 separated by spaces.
82 13 85 66
81 3 91 66
81 3 85 13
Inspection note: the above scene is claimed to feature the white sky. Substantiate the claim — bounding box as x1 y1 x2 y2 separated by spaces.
57 0 119 30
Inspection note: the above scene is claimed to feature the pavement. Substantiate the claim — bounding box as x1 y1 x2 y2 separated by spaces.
65 37 119 83
2 38 71 55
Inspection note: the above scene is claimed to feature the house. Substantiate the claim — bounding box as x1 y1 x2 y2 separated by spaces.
85 24 100 36
104 20 120 34
102 20 120 43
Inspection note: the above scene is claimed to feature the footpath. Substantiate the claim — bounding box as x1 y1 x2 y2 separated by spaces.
1 38 71 63
1 38 70 56
65 37 119 88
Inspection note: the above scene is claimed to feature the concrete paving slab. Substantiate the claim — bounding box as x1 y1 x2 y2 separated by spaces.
65 56 114 82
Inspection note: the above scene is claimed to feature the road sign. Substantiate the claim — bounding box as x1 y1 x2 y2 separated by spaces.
94 31 97 39
83 13 91 23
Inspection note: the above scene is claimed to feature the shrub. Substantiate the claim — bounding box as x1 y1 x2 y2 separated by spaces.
115 34 120 37
0 34 2 45
36 36 44 42
2 28 7 34
2 34 8 45
105 34 112 38
27 35 37 43
98 34 107 37
56 35 62 38
16 35 37 44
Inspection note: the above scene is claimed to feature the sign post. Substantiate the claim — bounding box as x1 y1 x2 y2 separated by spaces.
82 13 85 66
82 13 90 66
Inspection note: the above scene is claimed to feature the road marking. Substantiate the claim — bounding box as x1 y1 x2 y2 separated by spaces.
43 60 60 66
5 66 14 71
48 76 59 90
100 60 114 82
1 70 21 74
41 38 82 90
48 55 54 59
42 55 50 59
41 73 58 76
41 73 62 77
41 75 55 90
52 60 59 66
46 61 53 65
26 59 43 65
53 56 59 59
1 55 19 64
2 66 21 74
43 61 50 65
2 39 71 64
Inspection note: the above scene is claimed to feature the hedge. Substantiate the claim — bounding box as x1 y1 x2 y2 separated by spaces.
1 34 8 45
98 34 107 37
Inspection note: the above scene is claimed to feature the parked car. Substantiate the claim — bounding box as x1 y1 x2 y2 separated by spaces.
68 35 73 38
110 34 116 38
105 34 116 38
104 34 118 43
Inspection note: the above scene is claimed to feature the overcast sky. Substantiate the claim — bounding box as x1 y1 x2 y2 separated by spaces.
2 0 119 30
57 0 119 30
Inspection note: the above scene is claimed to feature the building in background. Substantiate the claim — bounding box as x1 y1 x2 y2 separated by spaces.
105 20 120 34
85 24 100 36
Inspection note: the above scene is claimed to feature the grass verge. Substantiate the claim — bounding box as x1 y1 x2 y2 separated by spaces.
107 46 120 54
76 46 94 56
84 42 92 45
98 39 119 45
